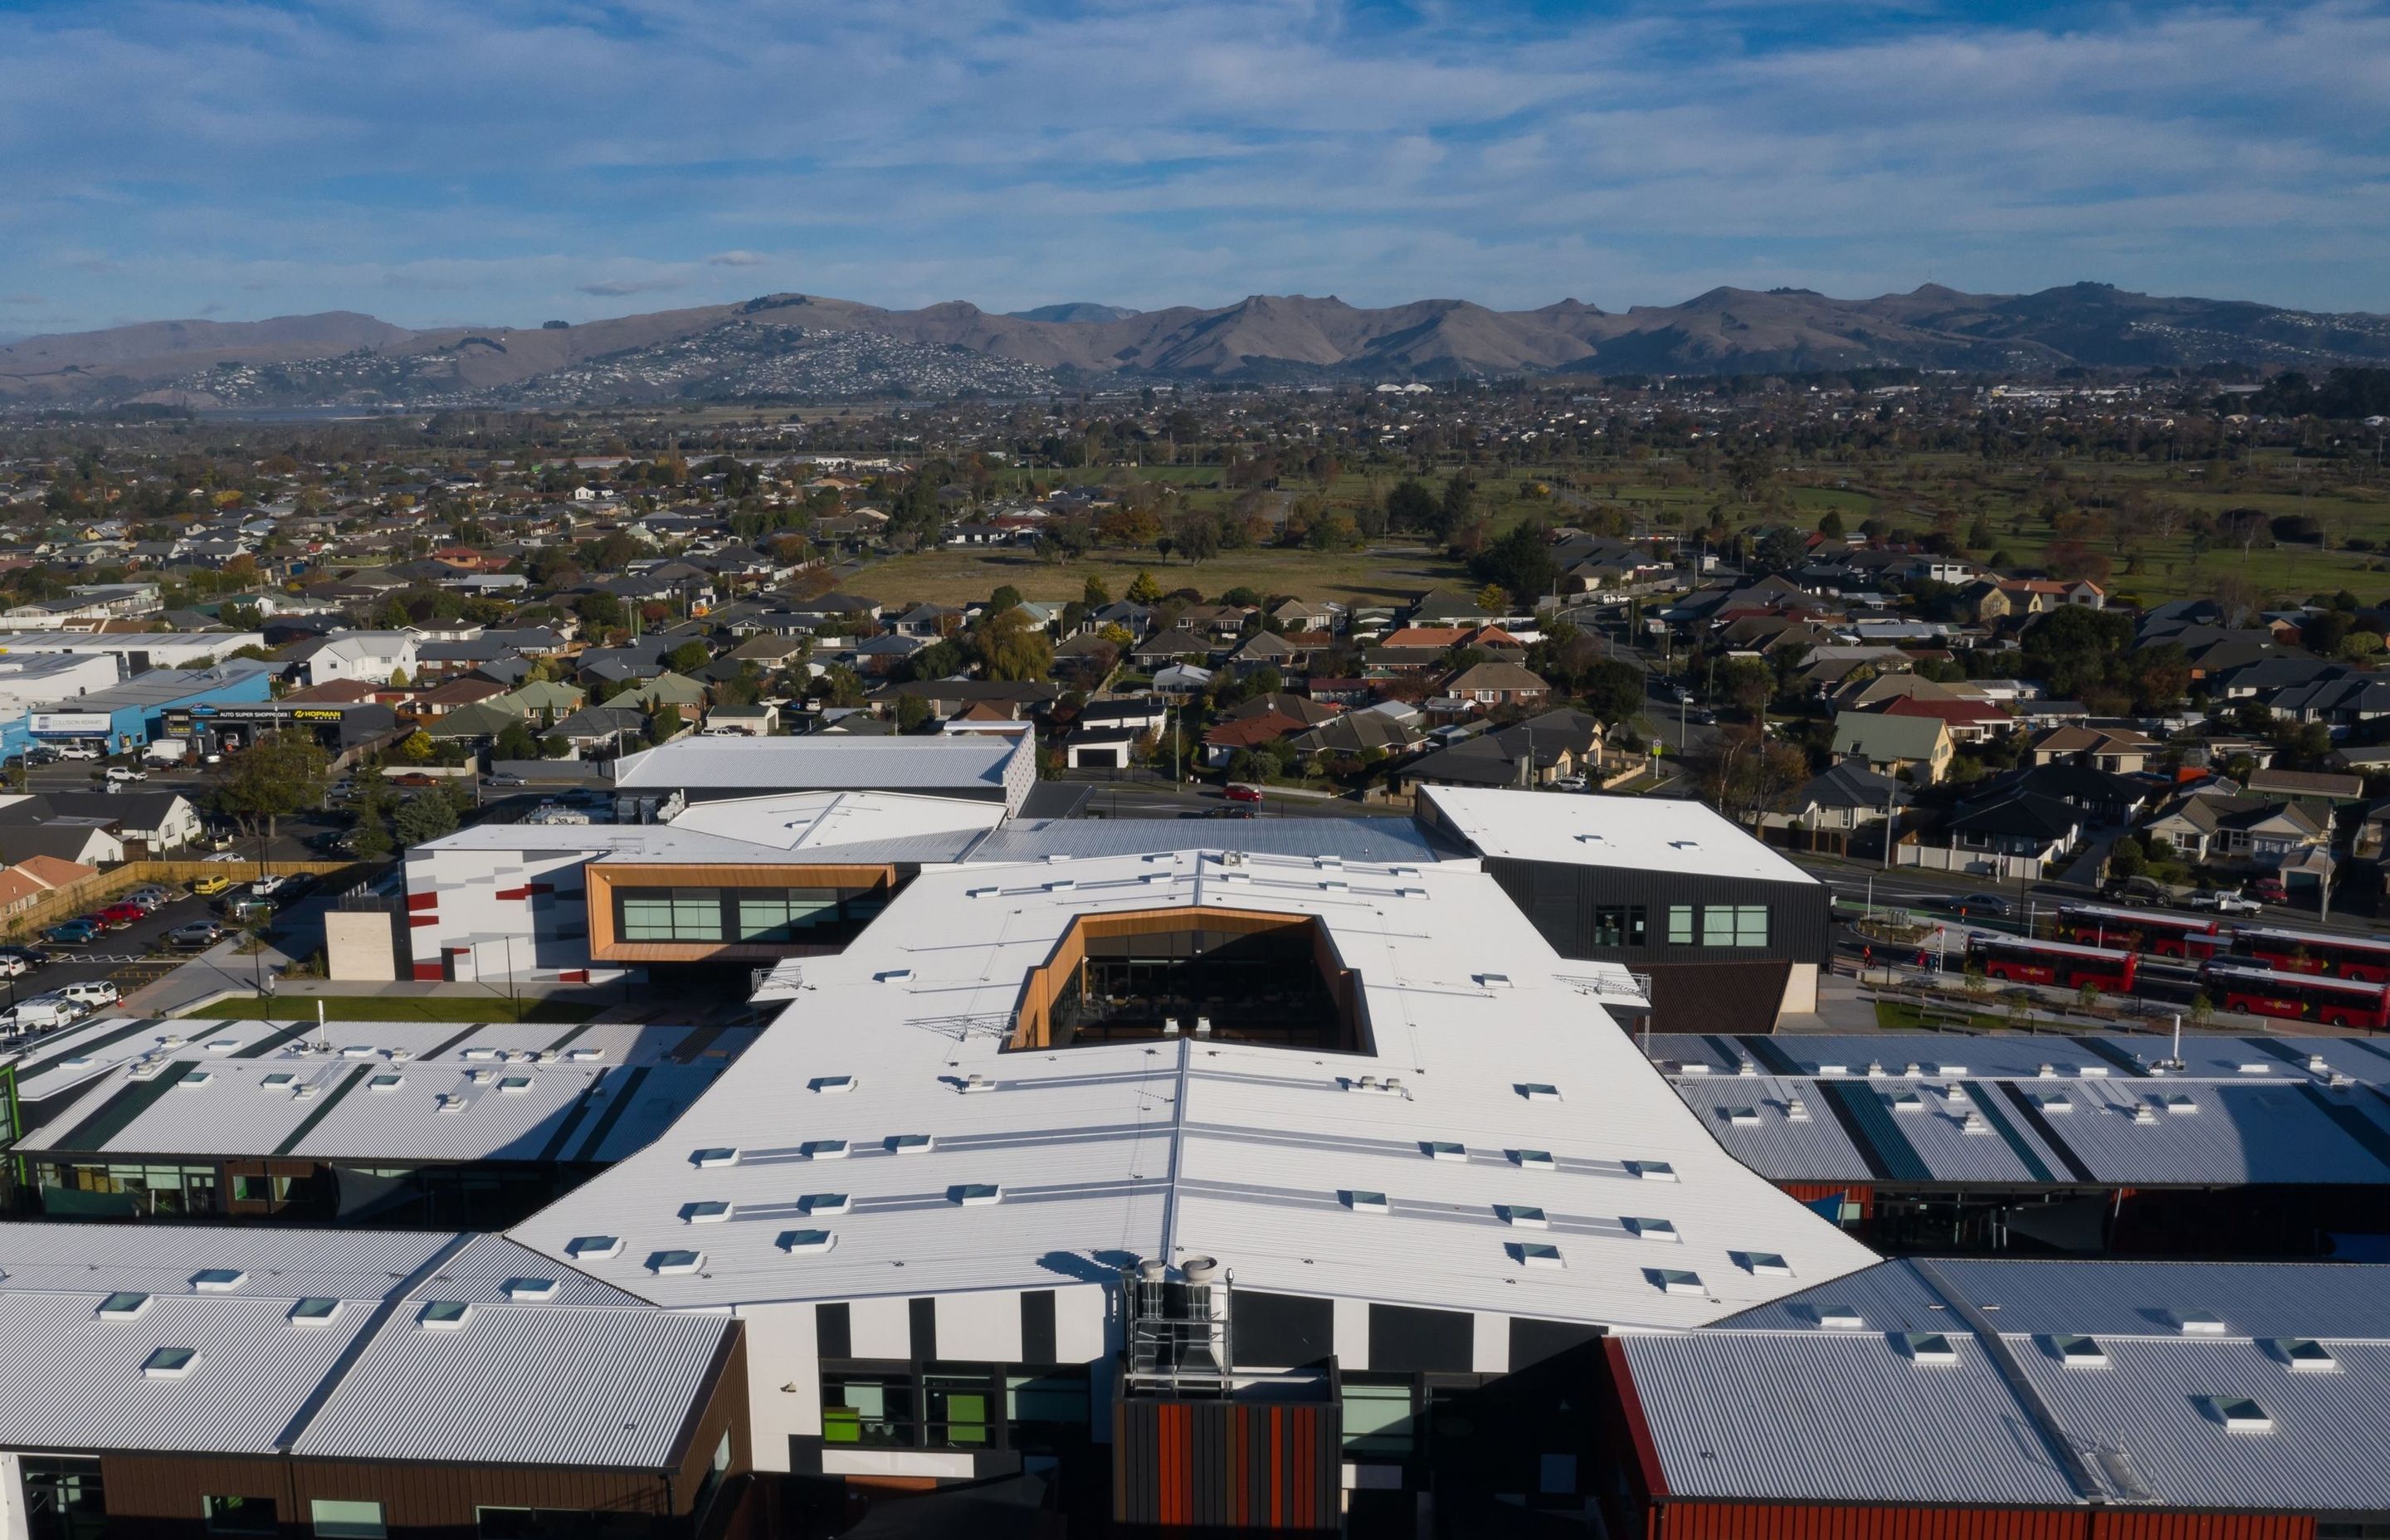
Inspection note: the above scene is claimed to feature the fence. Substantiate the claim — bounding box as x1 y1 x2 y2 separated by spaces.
1 859 363 943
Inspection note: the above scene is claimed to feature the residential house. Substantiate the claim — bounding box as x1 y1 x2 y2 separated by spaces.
0 853 97 921
1877 694 2014 745
1902 789 2083 881
1830 711 1953 783
1756 762 1910 850
1441 660 1550 709
2032 725 2158 774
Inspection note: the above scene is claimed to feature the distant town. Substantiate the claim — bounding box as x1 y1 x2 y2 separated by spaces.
0 366 2387 1536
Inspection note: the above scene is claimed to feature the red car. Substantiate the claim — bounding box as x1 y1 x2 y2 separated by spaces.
96 903 148 926
1222 783 1265 804
2250 877 2288 904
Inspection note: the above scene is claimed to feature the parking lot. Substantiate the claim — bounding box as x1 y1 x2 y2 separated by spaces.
3 881 301 1020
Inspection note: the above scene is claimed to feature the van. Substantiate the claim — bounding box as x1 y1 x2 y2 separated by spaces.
2 998 80 1032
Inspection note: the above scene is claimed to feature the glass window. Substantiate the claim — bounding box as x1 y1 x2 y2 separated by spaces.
1699 905 1769 947
924 1372 993 1447
1592 905 1646 948
1007 1372 1090 1424
204 1496 277 1535
822 1374 915 1447
620 892 722 942
1666 905 1695 944
310 1499 387 1538
1341 1379 1414 1456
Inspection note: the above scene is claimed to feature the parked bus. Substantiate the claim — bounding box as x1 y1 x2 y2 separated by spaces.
1965 934 2138 992
2053 904 2223 962
2202 961 2390 1030
2231 924 2390 984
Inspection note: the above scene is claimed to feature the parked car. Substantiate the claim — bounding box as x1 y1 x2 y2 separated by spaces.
188 873 236 896
217 895 273 922
0 946 51 970
95 903 148 927
0 955 27 977
1222 783 1265 804
58 744 102 761
1951 892 2013 918
2188 889 2265 916
168 920 226 949
485 772 528 787
1548 775 1588 792
24 745 61 766
2251 876 2289 904
124 885 174 909
1 998 80 1032
80 910 133 933
59 981 120 1009
104 765 147 783
41 920 99 946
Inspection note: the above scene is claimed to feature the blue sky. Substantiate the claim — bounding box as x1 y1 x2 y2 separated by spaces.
2 0 2386 334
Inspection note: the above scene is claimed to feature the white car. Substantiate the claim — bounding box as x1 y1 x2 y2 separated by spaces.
59 981 120 1008
59 745 102 761
105 766 148 783
0 956 27 978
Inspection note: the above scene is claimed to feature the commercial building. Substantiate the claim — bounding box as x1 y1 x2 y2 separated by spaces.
1646 1032 2390 1255
607 733 1040 819
22 664 276 756
0 631 264 671
1417 786 1831 1032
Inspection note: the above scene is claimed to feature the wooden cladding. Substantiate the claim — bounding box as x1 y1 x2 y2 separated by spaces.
1113 1397 1339 1531
1007 908 1364 1053
585 862 896 962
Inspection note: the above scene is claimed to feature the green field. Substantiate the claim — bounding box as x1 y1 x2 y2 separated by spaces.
191 994 598 1024
858 541 1469 607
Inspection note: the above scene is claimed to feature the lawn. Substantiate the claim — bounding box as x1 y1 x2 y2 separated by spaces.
190 994 598 1023
856 541 1469 607
1872 999 2010 1031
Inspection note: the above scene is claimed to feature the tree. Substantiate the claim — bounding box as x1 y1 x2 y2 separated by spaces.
1817 510 1846 539
646 703 685 742
393 793 459 850
1700 726 1810 826
1081 575 1111 607
1469 522 1558 607
973 608 1054 682
666 640 712 675
212 731 330 844
988 584 1024 615
1437 475 1475 540
1169 511 1221 564
395 729 436 764
1750 526 1808 575
1579 659 1647 726
494 723 538 762
1385 478 1437 534
896 693 934 732
1126 570 1164 605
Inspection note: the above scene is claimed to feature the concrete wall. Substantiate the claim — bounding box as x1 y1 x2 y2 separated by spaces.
324 907 404 982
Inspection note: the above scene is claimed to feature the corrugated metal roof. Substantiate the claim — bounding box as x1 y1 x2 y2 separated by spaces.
1422 786 1819 885
0 1222 448 1302
1648 1032 2390 1089
611 734 1024 792
965 816 1438 865
510 849 1876 1328
1621 1330 2080 1506
408 1235 647 1307
290 1304 732 1469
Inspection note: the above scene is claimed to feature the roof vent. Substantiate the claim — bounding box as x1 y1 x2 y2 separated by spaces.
97 1292 150 1320
888 1133 934 1154
1655 1269 1705 1296
1163 1017 1181 1036
2237 1063 2271 1075
1960 1113 1993 1135
2208 1397 2273 1433
1866 1061 1885 1078
1514 1149 1555 1171
2165 1094 2198 1114
802 1139 850 1160
646 1250 704 1275
464 1047 500 1062
1738 1252 1792 1278
1737 1059 1758 1078
2283 1338 2337 1372
1517 1082 1560 1102
950 1183 1002 1206
1422 1141 1466 1162
504 1278 558 1302
417 1301 471 1330
810 1075 856 1094
1512 1242 1565 1270
1499 1204 1549 1229
1817 1306 1864 1331
691 1148 739 1168
801 1193 851 1216
2131 1105 2159 1125
566 1235 622 1260
1945 1084 1971 1105
1344 1190 1390 1215
1680 1062 1711 1075
778 1230 836 1254
1194 1016 1213 1037
960 1073 993 1093
1630 1160 1677 1182
1936 1065 1968 1077
681 1201 732 1224
191 1269 246 1293
435 1093 471 1114
1725 1105 1759 1126
1903 1333 1958 1365
2056 1335 2108 1367
1624 1216 1678 1242
142 1347 200 1380
289 1298 342 1326
2308 1054 2332 1074
2178 1309 2227 1335
2037 1063 2057 1079
1904 1062 1923 1077
1786 1097 1810 1121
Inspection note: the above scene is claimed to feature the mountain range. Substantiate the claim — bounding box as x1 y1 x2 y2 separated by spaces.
4 283 2388 409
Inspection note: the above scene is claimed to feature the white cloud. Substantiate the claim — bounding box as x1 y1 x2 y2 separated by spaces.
706 250 768 266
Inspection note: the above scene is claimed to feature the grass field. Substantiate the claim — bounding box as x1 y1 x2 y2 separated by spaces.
859 541 1470 607
190 994 598 1023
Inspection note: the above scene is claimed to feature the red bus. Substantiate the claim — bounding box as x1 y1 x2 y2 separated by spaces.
1966 935 2138 992
2232 925 2390 984
2202 961 2390 1030
2053 904 2222 961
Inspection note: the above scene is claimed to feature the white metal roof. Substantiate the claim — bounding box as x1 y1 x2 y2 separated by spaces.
510 849 1874 1326
610 733 1026 792
663 787 1005 855
1420 786 1820 885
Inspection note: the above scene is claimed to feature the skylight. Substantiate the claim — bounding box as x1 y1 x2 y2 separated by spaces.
2285 1339 2337 1372
2056 1335 2108 1367
1725 1106 1759 1125
566 1235 622 1260
190 1269 246 1293
417 1301 471 1329
141 1347 200 1380
97 1292 149 1319
1903 1333 1958 1364
1630 1160 1677 1182
1655 1270 1705 1296
810 1075 857 1094
178 1070 212 1088
950 1183 1002 1206
1422 1141 1466 1162
778 1230 836 1254
1498 1205 1548 1228
647 1250 705 1275
690 1147 739 1168
1516 1083 1561 1102
1512 1242 1565 1270
1342 1190 1389 1214
368 1074 403 1091
1624 1216 1678 1242
261 1072 295 1089
1817 1306 1865 1330
802 1139 850 1159
888 1133 934 1153
1739 1252 1792 1277
497 1075 533 1094
1514 1149 1555 1170
2209 1397 2273 1432
800 1193 851 1216
682 1201 732 1224
503 1278 558 1302
2178 1309 2227 1335
289 1298 342 1325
